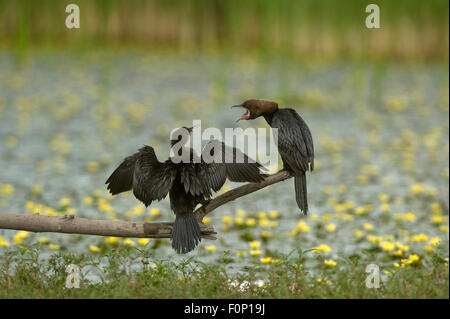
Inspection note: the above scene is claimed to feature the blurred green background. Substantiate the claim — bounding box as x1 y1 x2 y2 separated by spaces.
0 0 448 61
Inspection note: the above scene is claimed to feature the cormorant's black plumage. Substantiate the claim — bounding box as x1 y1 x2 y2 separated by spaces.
233 99 314 214
106 128 267 253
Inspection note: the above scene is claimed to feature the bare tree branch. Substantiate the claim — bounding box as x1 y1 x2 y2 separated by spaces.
0 213 217 240
194 170 293 221
0 171 294 240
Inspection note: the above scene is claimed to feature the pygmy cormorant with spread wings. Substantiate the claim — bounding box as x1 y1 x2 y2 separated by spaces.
105 126 267 253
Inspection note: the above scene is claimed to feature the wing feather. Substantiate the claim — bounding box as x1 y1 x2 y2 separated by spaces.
271 108 314 172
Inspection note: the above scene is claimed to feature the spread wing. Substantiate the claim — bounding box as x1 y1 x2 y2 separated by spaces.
105 145 176 207
180 140 267 197
105 153 138 195
271 108 314 172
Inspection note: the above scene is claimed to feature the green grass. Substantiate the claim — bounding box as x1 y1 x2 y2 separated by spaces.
0 245 448 298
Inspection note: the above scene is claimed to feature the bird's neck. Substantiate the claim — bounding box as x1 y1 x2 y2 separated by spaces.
262 109 277 126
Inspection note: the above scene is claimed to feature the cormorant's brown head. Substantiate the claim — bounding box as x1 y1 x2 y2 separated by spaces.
231 99 278 122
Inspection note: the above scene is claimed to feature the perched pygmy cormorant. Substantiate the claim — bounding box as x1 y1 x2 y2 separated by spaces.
105 126 267 253
232 99 314 214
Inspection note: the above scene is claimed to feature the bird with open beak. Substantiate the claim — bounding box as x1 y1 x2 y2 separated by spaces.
232 99 314 214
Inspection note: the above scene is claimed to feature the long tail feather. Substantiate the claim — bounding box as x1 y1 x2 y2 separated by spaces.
294 174 308 214
171 214 202 254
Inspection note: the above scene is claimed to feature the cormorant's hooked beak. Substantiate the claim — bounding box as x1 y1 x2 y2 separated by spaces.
231 104 250 122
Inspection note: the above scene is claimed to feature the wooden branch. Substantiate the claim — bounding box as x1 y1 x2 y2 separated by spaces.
0 213 217 240
0 171 294 240
194 170 293 221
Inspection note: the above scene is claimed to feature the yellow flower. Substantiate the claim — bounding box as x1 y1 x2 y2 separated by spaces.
363 223 374 231
431 202 442 215
378 193 389 203
354 230 364 238
355 206 366 215
424 246 434 252
324 259 337 267
0 184 14 196
261 230 272 239
380 203 390 212
31 184 42 194
337 184 347 194
245 218 257 227
221 216 232 224
429 237 440 247
394 242 410 252
39 237 49 245
440 225 448 233
92 189 102 198
204 245 216 252
236 209 246 217
123 238 135 246
234 217 244 226
257 211 267 219
427 187 437 197
393 249 403 256
105 236 120 244
313 244 332 253
44 207 55 216
259 218 270 227
132 205 144 216
288 230 298 237
202 217 211 225
269 221 278 228
86 161 99 172
0 236 10 247
249 241 261 249
236 250 246 257
405 212 416 222
250 250 262 256
268 210 279 219
411 233 428 242
410 183 425 195
367 235 382 243
59 198 70 207
296 221 310 233
323 185 333 195
380 241 395 251
66 208 77 215
432 215 445 224
260 257 272 264
138 238 150 246
83 196 93 205
13 231 29 244
5 135 17 148
357 175 368 185
408 254 420 263
49 244 60 251
89 245 101 253
149 207 161 217
26 201 36 212
151 263 157 269
325 223 336 232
